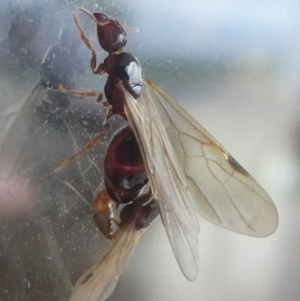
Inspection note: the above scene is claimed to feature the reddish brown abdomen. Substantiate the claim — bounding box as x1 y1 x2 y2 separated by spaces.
104 126 147 204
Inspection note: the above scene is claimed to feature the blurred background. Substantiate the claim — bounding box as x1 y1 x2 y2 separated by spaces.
0 0 300 300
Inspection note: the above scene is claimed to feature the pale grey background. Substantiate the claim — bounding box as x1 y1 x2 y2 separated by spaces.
0 0 299 300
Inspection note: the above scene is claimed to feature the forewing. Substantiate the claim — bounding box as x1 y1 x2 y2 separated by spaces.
69 220 143 301
124 83 200 281
123 79 278 279
0 80 110 300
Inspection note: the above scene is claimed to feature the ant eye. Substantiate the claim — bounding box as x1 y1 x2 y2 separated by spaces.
94 12 108 23
100 13 107 21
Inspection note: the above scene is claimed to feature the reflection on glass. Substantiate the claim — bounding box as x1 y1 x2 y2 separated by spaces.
0 1 299 301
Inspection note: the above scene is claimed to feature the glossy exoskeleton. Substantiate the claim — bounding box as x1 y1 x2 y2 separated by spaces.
60 9 142 121
57 10 149 239
93 12 127 53
92 125 151 239
103 126 148 205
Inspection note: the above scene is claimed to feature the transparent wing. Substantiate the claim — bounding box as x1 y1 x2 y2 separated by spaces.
0 81 40 144
123 79 278 281
0 80 109 300
69 220 144 301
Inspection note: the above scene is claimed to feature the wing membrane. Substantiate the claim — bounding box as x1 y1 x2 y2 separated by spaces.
123 79 278 280
124 83 200 280
69 220 143 301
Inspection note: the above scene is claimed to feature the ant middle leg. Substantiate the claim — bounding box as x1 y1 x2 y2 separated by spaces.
55 122 111 173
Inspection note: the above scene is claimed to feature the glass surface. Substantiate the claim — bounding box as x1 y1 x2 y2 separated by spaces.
0 0 300 300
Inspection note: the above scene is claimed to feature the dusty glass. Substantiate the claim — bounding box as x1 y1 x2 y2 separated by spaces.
0 0 300 301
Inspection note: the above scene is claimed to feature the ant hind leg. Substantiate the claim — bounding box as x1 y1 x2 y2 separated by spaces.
54 124 110 173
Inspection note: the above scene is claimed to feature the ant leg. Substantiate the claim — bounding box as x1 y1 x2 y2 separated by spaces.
59 84 111 111
96 93 111 109
59 84 102 98
101 101 110 107
55 124 110 173
103 108 115 126
96 93 103 102
96 93 109 106
93 189 119 240
73 14 106 75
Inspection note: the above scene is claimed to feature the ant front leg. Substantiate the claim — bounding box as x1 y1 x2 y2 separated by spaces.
59 84 102 99
73 14 106 76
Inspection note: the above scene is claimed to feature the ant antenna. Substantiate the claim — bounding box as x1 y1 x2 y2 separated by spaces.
78 7 139 35
124 26 139 34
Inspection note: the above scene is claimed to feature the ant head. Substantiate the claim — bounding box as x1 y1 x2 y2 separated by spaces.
79 8 127 53
93 12 127 53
